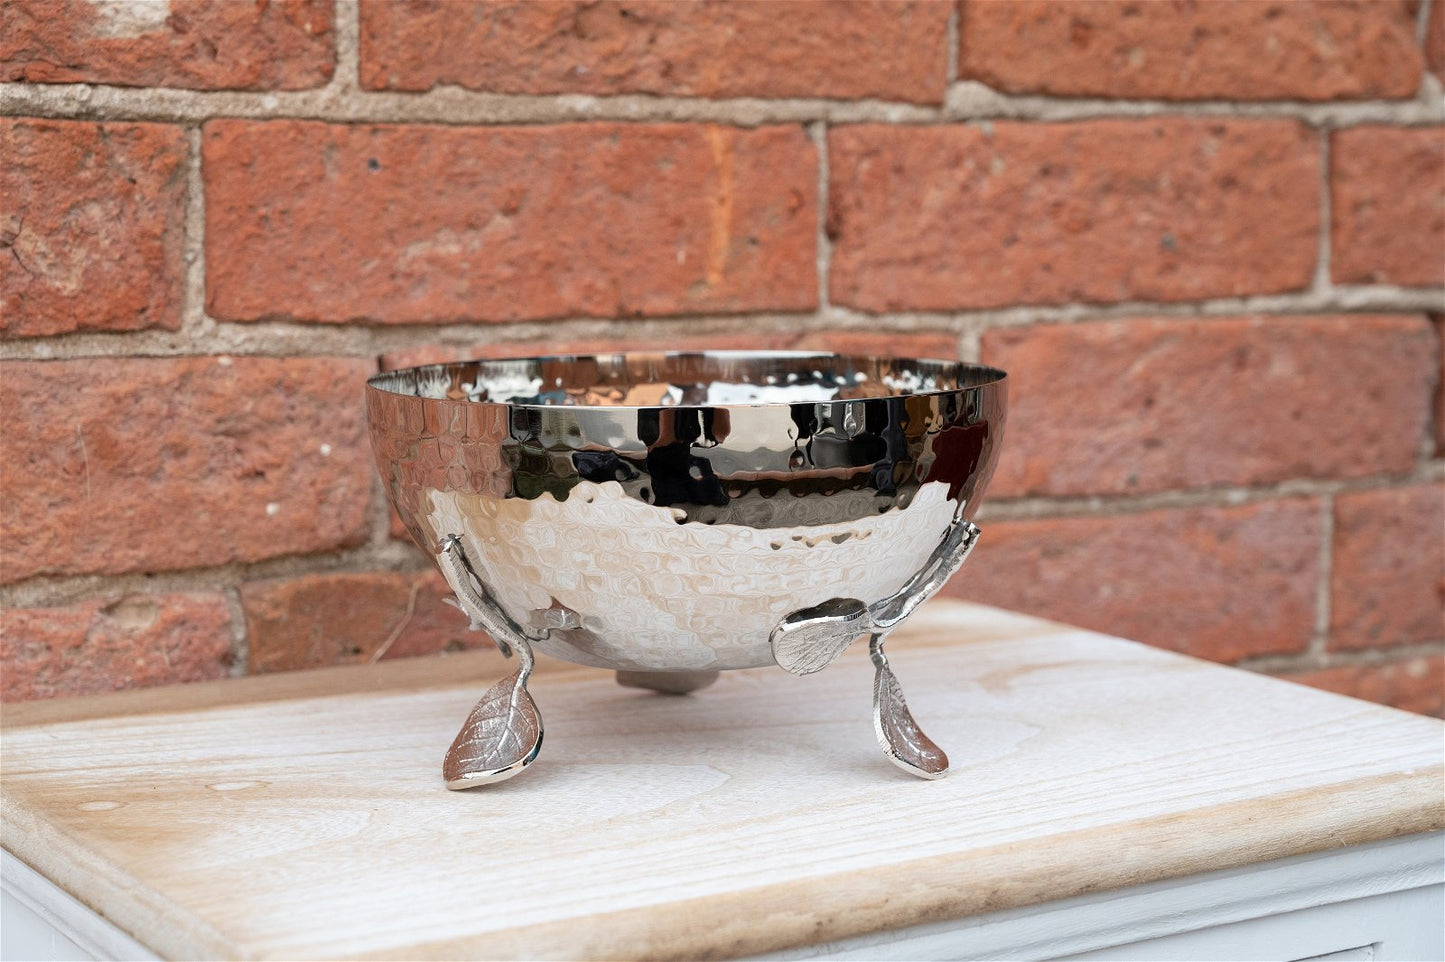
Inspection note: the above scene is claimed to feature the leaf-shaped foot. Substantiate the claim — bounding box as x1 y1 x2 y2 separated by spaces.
443 663 543 790
771 597 872 675
872 638 948 780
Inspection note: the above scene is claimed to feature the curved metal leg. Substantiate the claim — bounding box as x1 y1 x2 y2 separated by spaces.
770 520 981 676
616 669 719 694
870 634 948 779
437 535 548 790
443 639 542 789
769 518 981 779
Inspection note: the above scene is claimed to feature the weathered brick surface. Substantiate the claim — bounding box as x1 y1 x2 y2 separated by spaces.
0 357 374 584
945 500 1321 662
242 570 490 673
981 316 1436 497
1 0 334 90
957 0 1423 101
1285 654 1445 717
828 121 1319 312
1331 126 1445 287
205 121 816 325
0 593 232 701
1 119 186 338
1329 484 1445 651
360 0 948 103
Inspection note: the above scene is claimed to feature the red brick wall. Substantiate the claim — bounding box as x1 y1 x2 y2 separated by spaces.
2 0 1442 715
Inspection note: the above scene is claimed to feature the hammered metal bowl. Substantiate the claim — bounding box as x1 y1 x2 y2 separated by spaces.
366 351 1007 787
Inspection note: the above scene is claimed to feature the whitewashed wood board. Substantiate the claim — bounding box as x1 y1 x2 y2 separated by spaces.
2 601 1441 960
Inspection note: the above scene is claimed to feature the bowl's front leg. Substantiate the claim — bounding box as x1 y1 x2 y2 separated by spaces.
441 641 542 789
770 519 981 780
436 535 546 789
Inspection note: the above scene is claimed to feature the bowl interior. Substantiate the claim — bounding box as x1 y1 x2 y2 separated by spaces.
367 350 1005 408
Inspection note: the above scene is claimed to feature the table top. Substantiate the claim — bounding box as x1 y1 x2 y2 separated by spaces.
3 601 1441 960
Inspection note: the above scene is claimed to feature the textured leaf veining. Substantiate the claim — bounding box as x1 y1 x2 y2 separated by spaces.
874 660 948 779
770 598 869 675
443 666 543 788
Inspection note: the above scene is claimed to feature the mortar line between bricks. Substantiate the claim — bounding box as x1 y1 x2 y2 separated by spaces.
957 329 982 363
977 465 1445 522
945 4 960 94
809 120 831 311
331 0 361 94
224 587 250 679
1311 129 1333 295
0 540 433 610
5 289 1445 362
1238 638 1445 675
180 125 207 337
1 82 1442 128
1418 0 1435 48
1309 494 1336 657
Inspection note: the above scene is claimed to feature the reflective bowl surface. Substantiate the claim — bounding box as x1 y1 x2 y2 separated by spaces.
366 351 1006 672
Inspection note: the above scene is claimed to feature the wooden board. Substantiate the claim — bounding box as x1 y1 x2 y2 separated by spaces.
2 601 1441 961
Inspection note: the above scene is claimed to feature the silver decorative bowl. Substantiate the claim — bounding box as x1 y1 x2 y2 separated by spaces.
366 351 1006 788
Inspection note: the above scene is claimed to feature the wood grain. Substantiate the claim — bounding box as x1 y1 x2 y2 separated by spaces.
2 601 1441 961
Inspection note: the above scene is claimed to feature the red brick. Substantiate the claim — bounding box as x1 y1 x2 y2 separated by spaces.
1329 484 1445 651
205 121 816 325
0 357 374 584
828 121 1319 312
359 0 948 103
982 316 1436 498
242 570 491 673
957 0 1422 101
0 593 232 701
1 0 333 90
1284 653 1445 717
1 119 186 338
945 499 1322 662
1331 126 1445 287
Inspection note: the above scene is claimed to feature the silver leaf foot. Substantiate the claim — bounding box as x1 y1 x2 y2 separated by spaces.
616 670 719 694
871 635 948 780
770 519 982 677
771 598 871 675
436 534 552 790
443 640 542 790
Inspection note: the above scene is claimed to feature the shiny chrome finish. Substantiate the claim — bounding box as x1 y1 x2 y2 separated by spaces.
442 646 542 789
772 517 978 778
367 351 1006 787
437 535 544 787
770 519 980 675
872 633 949 779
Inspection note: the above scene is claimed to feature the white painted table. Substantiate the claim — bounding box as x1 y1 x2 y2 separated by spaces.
2 601 1441 960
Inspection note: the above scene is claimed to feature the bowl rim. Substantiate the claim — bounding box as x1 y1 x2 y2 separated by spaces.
366 349 1007 412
